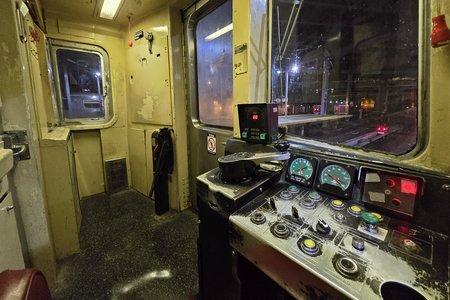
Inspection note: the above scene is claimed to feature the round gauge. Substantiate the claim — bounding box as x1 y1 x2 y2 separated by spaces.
319 165 351 191
289 158 314 182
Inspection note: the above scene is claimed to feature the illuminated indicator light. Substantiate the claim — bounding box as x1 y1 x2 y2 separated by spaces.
332 200 343 205
303 239 316 248
401 179 417 194
350 205 361 212
252 114 259 120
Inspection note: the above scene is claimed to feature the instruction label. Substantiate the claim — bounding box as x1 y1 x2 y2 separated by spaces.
134 29 144 41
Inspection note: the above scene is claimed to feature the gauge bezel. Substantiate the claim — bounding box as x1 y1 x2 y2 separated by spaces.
316 160 357 199
286 155 318 187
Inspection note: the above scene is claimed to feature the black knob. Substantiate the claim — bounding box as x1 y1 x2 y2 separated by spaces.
274 140 290 152
269 197 277 211
316 219 331 235
292 206 299 218
352 236 365 251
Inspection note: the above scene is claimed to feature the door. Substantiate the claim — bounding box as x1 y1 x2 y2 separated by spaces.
0 192 25 271
184 0 234 208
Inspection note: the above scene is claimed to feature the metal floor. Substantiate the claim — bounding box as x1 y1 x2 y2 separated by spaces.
52 190 199 300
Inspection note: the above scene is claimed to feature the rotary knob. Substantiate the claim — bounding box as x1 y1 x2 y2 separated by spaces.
352 236 365 251
316 219 331 235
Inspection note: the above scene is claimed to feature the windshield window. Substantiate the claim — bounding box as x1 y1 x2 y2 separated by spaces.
271 0 419 155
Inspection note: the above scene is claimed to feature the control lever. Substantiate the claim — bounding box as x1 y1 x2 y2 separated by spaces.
218 151 290 182
269 197 277 211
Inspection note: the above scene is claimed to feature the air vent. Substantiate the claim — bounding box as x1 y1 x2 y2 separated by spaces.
105 158 128 194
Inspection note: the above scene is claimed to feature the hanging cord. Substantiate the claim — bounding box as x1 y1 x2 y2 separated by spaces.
128 16 133 47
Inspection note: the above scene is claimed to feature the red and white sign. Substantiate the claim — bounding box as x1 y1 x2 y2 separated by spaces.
207 134 216 155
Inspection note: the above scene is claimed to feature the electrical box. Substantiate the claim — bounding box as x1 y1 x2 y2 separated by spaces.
238 103 278 144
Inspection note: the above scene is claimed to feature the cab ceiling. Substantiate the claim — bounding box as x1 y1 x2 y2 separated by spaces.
41 0 194 25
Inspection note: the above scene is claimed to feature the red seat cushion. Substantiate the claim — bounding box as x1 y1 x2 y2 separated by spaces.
0 269 51 300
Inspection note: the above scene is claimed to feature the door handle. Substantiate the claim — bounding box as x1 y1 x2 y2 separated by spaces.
1 205 14 212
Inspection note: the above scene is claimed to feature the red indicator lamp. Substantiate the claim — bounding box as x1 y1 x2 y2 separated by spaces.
252 114 259 121
431 14 450 47
401 179 417 195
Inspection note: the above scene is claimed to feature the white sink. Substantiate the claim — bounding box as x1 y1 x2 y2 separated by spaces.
0 148 13 178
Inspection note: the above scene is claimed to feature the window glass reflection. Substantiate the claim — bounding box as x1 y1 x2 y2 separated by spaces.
56 49 104 119
272 0 418 155
196 0 233 127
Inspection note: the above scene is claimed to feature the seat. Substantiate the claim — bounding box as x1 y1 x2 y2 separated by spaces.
0 269 51 300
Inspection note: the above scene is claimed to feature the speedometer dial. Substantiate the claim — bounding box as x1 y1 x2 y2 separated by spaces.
320 165 351 190
286 156 317 186
316 161 357 199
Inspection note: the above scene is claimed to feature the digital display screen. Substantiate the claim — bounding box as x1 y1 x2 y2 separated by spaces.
251 113 259 121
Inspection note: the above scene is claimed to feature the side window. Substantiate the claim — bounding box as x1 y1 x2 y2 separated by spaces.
271 0 419 155
195 0 233 127
50 40 111 124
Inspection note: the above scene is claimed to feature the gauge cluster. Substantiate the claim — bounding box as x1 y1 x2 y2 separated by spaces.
286 154 357 199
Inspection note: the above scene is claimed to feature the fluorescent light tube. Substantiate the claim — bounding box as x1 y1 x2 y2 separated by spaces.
100 0 123 19
205 24 233 41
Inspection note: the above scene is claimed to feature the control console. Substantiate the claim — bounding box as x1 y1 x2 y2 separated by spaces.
229 152 449 299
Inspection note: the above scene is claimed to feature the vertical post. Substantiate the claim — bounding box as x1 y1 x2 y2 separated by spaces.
285 71 289 116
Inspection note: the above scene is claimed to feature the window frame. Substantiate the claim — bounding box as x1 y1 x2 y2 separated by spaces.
49 39 113 126
268 0 429 161
184 0 234 134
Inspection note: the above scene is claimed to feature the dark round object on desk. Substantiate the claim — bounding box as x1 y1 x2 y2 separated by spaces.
218 152 257 182
380 281 426 300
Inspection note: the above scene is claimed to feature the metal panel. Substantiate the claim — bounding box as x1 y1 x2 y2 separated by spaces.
128 128 148 195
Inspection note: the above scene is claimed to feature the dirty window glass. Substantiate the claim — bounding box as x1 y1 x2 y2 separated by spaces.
50 40 111 124
196 0 233 127
271 0 419 155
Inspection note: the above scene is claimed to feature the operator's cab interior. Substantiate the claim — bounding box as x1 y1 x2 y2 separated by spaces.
0 0 449 299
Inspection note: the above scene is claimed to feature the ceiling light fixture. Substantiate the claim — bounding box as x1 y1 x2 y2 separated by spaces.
205 24 233 41
99 0 123 20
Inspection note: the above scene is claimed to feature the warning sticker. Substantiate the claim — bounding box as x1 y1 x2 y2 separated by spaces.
207 134 216 155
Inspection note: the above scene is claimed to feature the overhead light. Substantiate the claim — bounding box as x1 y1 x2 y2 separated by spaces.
205 24 233 41
99 0 123 20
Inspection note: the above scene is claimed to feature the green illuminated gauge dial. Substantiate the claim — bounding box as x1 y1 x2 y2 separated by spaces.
320 165 351 191
289 158 314 182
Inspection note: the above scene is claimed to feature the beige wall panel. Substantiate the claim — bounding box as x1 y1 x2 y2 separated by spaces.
125 8 172 127
169 7 190 210
128 128 147 194
0 0 57 285
40 142 80 259
129 36 173 125
232 0 268 137
73 131 105 197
